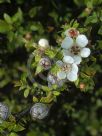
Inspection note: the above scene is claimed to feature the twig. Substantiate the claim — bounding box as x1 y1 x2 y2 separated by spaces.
14 106 31 122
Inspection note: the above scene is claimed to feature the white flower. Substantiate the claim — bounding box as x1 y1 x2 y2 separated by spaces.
47 73 65 87
38 38 49 48
61 35 90 64
80 47 91 58
76 34 88 47
61 37 73 49
56 56 78 82
64 28 79 38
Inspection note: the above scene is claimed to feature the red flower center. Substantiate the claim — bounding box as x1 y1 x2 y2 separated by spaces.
68 29 79 38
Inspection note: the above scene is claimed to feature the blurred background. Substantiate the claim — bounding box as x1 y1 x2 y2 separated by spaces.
0 0 102 136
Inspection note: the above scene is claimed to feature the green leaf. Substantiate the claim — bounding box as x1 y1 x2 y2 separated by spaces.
12 8 23 23
51 65 60 74
0 20 12 33
35 65 43 75
40 92 54 103
4 13 12 24
45 49 56 58
85 67 96 76
24 88 30 98
81 72 90 78
85 12 98 25
0 0 11 3
7 31 14 42
30 22 44 33
33 96 39 102
29 7 41 18
35 54 41 62
13 124 25 132
9 132 18 136
53 91 60 96
75 78 79 86
49 11 58 23
98 26 102 35
42 86 51 92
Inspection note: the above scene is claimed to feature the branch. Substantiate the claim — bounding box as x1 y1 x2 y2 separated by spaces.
14 106 31 122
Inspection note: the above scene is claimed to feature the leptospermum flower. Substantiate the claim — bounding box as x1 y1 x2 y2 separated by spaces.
47 73 65 87
56 56 78 82
62 33 91 64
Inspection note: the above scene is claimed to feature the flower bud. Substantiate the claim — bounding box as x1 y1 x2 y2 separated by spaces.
0 102 9 123
38 38 49 48
39 57 51 70
65 28 79 38
30 103 49 120
25 33 32 41
79 83 85 90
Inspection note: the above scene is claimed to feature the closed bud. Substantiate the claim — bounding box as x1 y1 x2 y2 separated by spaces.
38 38 49 49
79 83 85 90
65 28 79 38
30 103 49 120
25 33 32 41
0 102 9 123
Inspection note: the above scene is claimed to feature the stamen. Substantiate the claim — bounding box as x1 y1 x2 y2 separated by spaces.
62 64 72 72
70 45 80 55
39 58 51 70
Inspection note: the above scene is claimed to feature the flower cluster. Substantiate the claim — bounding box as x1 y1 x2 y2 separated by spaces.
56 28 91 82
37 28 91 86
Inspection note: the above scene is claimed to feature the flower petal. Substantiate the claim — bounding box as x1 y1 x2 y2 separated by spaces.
61 37 73 49
62 49 72 56
57 71 66 79
71 63 78 73
73 55 82 64
63 56 74 64
67 72 78 81
76 34 88 47
80 48 91 58
56 60 63 67
47 74 56 84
